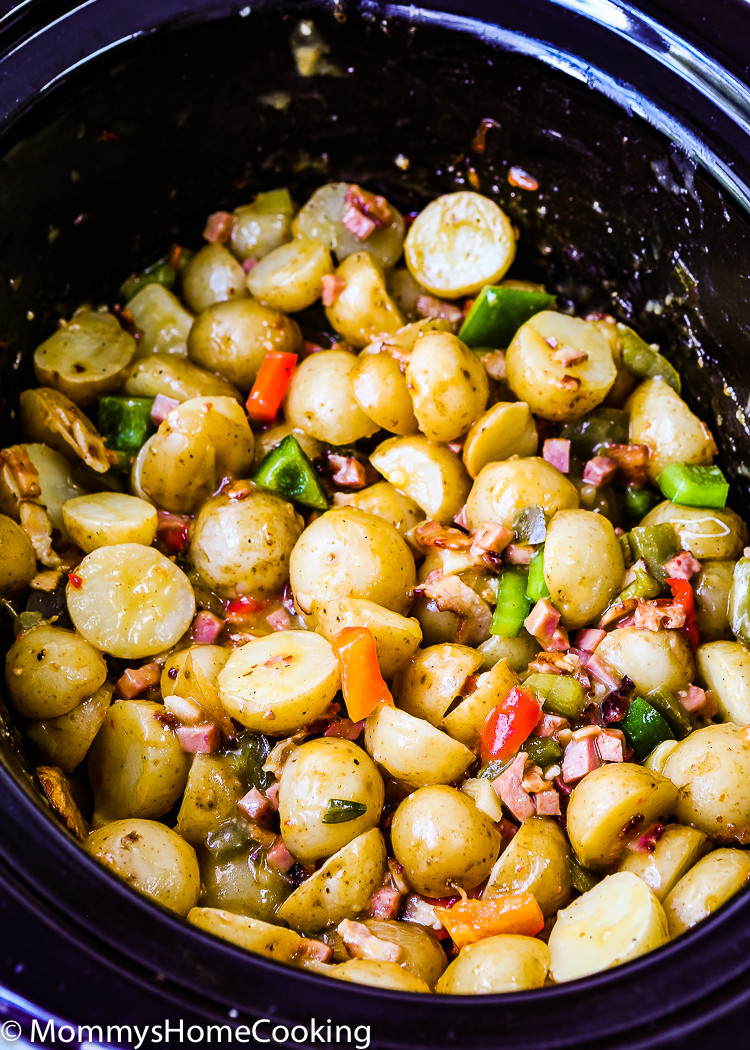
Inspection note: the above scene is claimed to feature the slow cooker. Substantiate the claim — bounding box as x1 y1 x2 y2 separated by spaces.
1 0 750 1046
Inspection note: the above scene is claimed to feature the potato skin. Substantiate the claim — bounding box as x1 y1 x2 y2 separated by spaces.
462 401 538 479
618 823 709 901
693 560 734 641
247 236 333 313
332 959 430 993
24 683 112 773
544 510 625 629
351 352 418 436
594 626 695 698
465 456 578 531
86 818 200 916
5 624 107 719
0 514 37 596
284 349 378 444
482 816 571 916
182 243 248 314
124 352 241 403
696 640 750 723
405 331 489 443
364 704 475 789
324 252 405 348
663 848 750 936
370 435 471 524
363 919 447 988
628 378 717 481
437 935 549 995
34 309 136 406
390 785 501 896
640 501 748 561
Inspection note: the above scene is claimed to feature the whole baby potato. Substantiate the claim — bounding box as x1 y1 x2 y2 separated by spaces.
182 243 248 314
86 818 200 916
0 514 36 596
465 456 579 531
370 435 471 523
544 510 625 629
289 507 415 617
640 501 748 561
594 627 695 697
437 935 550 995
351 352 418 436
279 738 384 863
247 236 333 313
189 488 304 598
124 352 241 403
693 560 734 641
662 723 750 842
5 624 107 719
337 481 424 535
284 350 379 444
34 309 136 406
627 378 717 481
405 331 489 443
187 298 301 391
324 252 405 348
390 785 501 896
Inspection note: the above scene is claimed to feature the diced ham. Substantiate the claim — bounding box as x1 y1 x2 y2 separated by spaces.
536 712 569 737
492 753 535 822
417 572 491 646
267 837 295 872
156 510 191 554
238 786 273 822
342 203 377 240
663 551 702 580
454 505 469 529
266 607 292 632
470 522 513 554
553 345 588 367
633 600 686 631
415 294 463 328
413 519 472 551
596 728 625 763
524 598 569 652
584 652 623 692
114 662 161 700
151 393 180 425
479 349 506 381
677 685 717 717
345 185 392 226
562 736 602 783
192 611 224 644
298 938 332 963
176 722 221 754
321 274 346 306
535 790 561 815
241 256 257 274
328 453 368 489
583 456 618 487
324 717 365 740
605 443 651 486
368 886 402 920
542 438 571 474
265 781 280 810
401 895 443 932
576 628 606 652
202 210 234 244
504 543 535 565
337 919 402 963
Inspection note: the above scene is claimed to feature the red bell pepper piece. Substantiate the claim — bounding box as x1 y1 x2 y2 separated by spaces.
666 577 700 646
245 351 297 422
480 685 540 763
225 595 266 622
331 626 393 722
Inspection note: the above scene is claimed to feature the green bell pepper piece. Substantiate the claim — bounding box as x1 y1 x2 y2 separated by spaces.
252 434 328 510
98 396 155 454
628 523 681 582
206 820 254 860
568 856 601 893
657 463 729 510
560 408 630 457
646 686 692 739
618 323 681 393
120 258 176 303
527 547 550 603
524 735 563 768
513 505 547 545
623 484 660 521
476 756 515 781
524 672 586 719
729 557 750 646
491 568 531 638
322 799 368 824
617 569 661 604
226 731 274 791
458 285 555 349
621 696 674 759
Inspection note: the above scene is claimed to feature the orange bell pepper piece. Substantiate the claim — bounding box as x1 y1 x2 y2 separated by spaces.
331 626 393 722
434 893 544 948
245 351 297 422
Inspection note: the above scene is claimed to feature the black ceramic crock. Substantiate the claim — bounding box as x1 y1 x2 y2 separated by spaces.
1 1 750 1046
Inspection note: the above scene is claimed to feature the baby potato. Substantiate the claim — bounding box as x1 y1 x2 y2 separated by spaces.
277 828 387 933
33 309 136 406
127 283 194 358
505 312 617 421
279 738 384 863
24 683 112 773
370 435 471 523
694 560 734 641
351 352 418 436
176 754 244 846
462 401 538 479
644 739 680 775
247 236 333 312
437 935 550 995
465 456 579 531
124 352 241 403
292 182 405 268
289 507 415 618
404 191 515 297
182 243 248 314
5 624 107 719
252 423 324 468
67 544 195 659
324 252 405 348
134 396 254 514
364 704 475 788
20 388 110 474
331 959 429 993
0 513 36 596
161 644 230 698
594 627 695 698
395 643 484 725
337 481 424 535
285 350 379 444
387 266 424 318
696 640 750 723
618 823 709 901
188 908 303 963
440 659 520 748
544 509 625 629
663 848 750 937
62 493 158 552
314 598 422 678
230 192 294 262
219 631 340 734
187 298 301 391
477 631 541 674
189 488 303 598
548 871 669 983
86 818 200 917
23 443 87 532
566 763 678 870
363 919 447 988
627 378 717 482
390 785 501 896
639 501 748 561
406 331 489 443
662 723 750 842
483 816 572 916
88 700 191 824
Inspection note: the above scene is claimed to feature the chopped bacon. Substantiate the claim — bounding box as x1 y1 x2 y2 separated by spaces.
297 938 332 963
677 685 717 717
508 166 539 191
562 735 602 783
583 456 618 488
328 453 368 489
575 628 606 652
191 611 224 644
342 204 377 240
536 712 569 737
238 786 273 822
401 895 443 932
493 752 535 822
202 210 234 244
598 596 639 628
416 294 463 329
478 349 506 381
553 345 588 367
156 510 190 554
470 522 513 555
267 837 296 872
604 443 651 486
633 600 686 632
114 662 160 700
176 722 221 754
324 717 364 740
1 445 41 500
596 728 625 763
556 374 581 392
242 256 257 274
417 572 491 646
321 274 346 306
338 919 403 963
663 551 702 580
413 519 472 551
345 184 392 226
151 393 180 425
542 439 571 474
529 650 582 677
534 790 561 816
505 543 535 566
368 886 402 920
522 767 553 793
